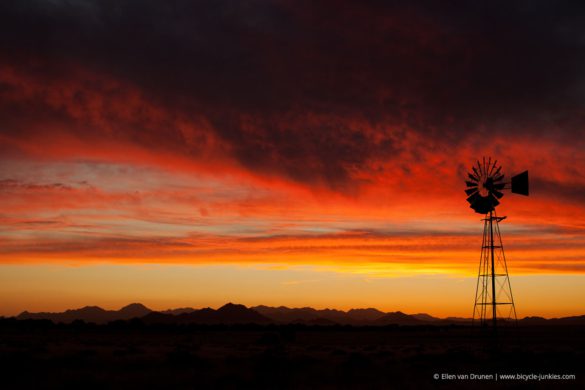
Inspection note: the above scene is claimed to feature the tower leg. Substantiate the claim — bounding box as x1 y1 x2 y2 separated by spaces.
490 210 496 328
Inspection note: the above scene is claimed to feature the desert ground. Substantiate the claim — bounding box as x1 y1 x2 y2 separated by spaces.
1 320 583 389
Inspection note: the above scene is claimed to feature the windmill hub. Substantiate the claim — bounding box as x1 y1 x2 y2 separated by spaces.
480 177 493 196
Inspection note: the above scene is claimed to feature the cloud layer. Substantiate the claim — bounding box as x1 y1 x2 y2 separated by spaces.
0 0 584 275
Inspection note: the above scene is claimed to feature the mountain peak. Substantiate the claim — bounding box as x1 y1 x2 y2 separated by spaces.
218 303 248 311
118 303 152 319
120 303 150 312
348 308 383 313
412 313 440 321
71 306 106 313
347 308 386 321
374 311 423 325
121 302 147 308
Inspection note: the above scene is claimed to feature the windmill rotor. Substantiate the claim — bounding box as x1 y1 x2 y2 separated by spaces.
464 158 528 214
465 158 505 214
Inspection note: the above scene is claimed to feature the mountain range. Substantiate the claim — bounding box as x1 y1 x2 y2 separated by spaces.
17 303 152 324
14 303 585 326
142 303 271 325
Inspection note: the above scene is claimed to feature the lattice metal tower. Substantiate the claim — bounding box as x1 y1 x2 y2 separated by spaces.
464 158 528 327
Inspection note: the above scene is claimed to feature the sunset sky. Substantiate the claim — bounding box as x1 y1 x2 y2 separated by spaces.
1 1 584 318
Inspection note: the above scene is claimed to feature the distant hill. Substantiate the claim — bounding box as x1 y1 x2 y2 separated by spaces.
252 305 342 323
347 308 387 322
519 315 585 326
374 311 425 326
412 313 441 322
252 305 386 325
143 303 270 325
444 316 473 323
160 307 197 315
17 303 152 324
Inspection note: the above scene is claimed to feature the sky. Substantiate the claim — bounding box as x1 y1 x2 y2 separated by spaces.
1 0 584 317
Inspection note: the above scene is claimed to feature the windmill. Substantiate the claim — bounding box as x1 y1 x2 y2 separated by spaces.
465 157 528 328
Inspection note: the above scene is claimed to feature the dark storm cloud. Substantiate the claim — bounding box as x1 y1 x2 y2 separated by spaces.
1 0 585 187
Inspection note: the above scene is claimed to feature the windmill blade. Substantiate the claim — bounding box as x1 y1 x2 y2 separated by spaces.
466 181 478 187
493 174 504 182
488 159 498 176
468 172 479 181
492 189 504 199
470 197 493 214
466 192 480 205
493 182 506 190
493 165 502 177
468 193 492 209
490 196 500 207
465 188 478 196
472 166 480 178
470 205 485 214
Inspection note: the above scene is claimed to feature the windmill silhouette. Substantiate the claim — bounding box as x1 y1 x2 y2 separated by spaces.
465 157 528 328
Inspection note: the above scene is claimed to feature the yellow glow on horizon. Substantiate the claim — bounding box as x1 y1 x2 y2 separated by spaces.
1 263 584 319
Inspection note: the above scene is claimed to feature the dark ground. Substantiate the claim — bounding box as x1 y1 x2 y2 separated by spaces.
0 320 583 389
